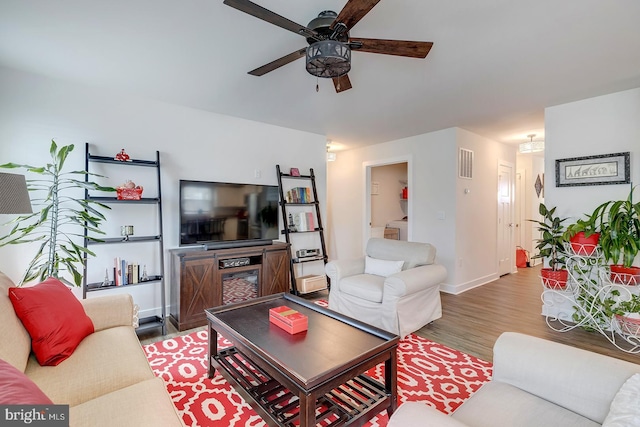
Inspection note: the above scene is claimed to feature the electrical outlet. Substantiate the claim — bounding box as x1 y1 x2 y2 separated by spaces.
254 169 262 178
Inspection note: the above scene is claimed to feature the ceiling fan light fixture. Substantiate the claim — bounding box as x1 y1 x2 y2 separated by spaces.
306 40 351 78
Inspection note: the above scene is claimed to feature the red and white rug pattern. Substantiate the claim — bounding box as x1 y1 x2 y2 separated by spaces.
143 330 492 426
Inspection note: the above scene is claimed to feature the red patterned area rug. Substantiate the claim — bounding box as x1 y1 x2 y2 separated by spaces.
143 329 492 426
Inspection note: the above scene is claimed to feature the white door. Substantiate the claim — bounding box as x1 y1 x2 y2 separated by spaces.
498 162 515 275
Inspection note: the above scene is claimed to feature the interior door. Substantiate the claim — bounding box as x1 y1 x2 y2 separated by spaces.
498 162 515 276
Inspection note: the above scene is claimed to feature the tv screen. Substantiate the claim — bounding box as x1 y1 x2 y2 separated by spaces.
179 180 280 247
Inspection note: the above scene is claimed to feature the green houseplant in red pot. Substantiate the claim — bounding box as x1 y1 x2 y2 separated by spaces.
590 186 640 286
564 216 600 256
531 203 569 289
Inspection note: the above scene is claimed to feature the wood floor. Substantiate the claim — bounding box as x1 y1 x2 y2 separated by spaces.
416 264 640 364
141 265 640 365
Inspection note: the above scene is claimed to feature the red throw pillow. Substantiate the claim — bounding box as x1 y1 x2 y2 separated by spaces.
8 277 94 366
0 358 53 404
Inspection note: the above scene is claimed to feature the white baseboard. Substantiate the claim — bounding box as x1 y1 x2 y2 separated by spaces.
439 272 500 295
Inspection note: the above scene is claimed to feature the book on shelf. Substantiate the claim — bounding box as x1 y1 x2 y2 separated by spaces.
285 187 312 203
291 211 315 232
113 258 141 286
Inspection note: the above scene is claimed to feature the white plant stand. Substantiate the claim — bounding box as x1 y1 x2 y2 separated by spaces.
541 243 640 353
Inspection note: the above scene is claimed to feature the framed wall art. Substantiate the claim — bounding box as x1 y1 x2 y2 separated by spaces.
555 152 630 187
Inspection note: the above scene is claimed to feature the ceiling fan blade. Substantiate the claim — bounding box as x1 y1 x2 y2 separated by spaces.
350 38 433 58
223 0 320 40
331 0 381 32
248 48 307 76
333 75 353 93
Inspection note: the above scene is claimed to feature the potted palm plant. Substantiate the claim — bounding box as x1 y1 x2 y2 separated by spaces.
589 186 640 285
530 203 569 289
0 140 114 286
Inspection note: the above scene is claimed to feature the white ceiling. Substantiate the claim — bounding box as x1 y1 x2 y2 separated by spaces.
1 0 639 151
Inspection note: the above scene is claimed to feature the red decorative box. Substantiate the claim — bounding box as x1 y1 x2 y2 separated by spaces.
116 187 143 200
269 306 308 334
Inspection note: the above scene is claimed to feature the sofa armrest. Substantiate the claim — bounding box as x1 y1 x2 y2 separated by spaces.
81 294 135 332
388 402 469 427
384 264 447 297
325 258 365 290
493 332 640 424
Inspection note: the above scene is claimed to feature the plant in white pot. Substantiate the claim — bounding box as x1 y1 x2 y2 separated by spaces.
530 203 569 289
613 293 640 338
0 140 114 286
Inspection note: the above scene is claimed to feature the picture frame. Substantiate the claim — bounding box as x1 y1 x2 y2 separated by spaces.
289 168 300 177
555 152 630 187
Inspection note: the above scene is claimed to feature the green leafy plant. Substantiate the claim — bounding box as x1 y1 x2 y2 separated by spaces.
0 140 114 286
589 186 640 268
614 293 640 316
530 203 568 271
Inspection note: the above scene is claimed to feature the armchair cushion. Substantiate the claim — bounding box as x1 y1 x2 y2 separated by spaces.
340 274 385 303
364 256 404 277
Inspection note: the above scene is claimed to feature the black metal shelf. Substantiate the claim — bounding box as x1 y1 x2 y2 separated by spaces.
276 165 329 295
87 235 161 245
281 228 323 234
86 276 163 292
83 143 167 335
292 256 327 264
280 201 319 206
136 316 165 334
88 154 158 167
88 196 160 204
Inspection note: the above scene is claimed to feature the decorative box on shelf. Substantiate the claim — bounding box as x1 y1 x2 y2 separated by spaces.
116 187 143 200
269 306 308 334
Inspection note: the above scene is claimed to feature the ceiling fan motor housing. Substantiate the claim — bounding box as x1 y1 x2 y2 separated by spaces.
306 40 351 78
306 11 349 44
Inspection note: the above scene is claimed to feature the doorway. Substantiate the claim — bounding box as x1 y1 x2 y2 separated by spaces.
498 161 515 276
364 156 412 249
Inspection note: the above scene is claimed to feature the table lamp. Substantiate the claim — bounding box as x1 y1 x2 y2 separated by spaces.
0 172 33 214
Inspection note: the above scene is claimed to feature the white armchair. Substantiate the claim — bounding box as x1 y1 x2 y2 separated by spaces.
325 238 447 338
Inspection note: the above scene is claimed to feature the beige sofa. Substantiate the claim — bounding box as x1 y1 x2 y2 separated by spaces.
325 238 447 338
0 271 184 427
388 332 640 427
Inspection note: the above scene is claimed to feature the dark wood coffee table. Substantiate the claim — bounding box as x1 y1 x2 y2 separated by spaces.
206 293 399 427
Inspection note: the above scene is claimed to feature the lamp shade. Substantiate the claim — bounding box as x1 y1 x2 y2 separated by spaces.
0 172 33 214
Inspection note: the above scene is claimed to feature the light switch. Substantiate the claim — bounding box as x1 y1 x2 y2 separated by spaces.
437 211 446 220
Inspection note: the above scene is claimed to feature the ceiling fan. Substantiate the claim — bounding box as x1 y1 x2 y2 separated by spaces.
223 0 433 93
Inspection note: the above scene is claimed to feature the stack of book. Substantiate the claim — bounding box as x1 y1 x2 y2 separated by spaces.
113 258 142 286
285 187 312 203
291 212 315 232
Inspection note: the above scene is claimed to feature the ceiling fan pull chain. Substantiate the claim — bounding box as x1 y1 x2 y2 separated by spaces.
316 77 319 92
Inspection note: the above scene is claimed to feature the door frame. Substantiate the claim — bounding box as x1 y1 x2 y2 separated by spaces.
363 155 413 251
497 160 516 275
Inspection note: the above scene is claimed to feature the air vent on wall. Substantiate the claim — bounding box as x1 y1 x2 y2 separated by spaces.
459 148 473 179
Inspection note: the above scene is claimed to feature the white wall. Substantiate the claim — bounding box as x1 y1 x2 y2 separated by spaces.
326 127 516 292
545 88 640 222
454 128 517 291
0 67 327 317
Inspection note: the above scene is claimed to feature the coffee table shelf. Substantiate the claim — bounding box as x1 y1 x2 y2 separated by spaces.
215 346 388 427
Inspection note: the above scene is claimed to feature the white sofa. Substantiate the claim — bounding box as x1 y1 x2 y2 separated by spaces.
388 332 640 427
325 238 447 338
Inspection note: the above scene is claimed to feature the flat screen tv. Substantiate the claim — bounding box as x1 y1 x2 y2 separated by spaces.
179 180 280 248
